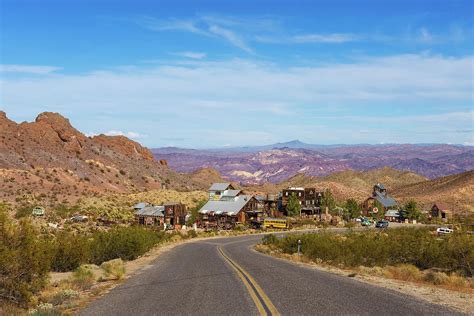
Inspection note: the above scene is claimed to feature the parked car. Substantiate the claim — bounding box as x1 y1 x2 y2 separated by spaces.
436 227 453 235
361 219 372 226
375 220 389 228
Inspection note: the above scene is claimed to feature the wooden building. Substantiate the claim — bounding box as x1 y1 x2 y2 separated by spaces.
209 183 236 200
384 209 401 222
256 194 280 217
281 187 324 216
134 206 164 226
431 203 453 221
163 202 187 229
363 183 397 215
198 186 259 230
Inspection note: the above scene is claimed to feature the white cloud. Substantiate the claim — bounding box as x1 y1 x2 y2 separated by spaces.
173 51 207 59
86 131 147 139
255 33 359 44
104 130 147 139
208 25 253 53
418 27 434 43
0 64 61 74
2 54 471 107
292 33 359 43
1 54 472 146
137 16 207 35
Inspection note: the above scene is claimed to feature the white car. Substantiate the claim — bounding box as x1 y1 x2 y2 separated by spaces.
436 227 453 235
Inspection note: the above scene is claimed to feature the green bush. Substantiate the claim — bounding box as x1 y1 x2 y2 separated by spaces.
264 228 474 276
14 204 33 219
187 229 198 239
262 234 278 245
0 208 52 306
0 205 168 308
89 226 164 264
50 232 90 272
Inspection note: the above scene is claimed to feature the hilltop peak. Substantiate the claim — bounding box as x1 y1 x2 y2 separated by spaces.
35 111 71 126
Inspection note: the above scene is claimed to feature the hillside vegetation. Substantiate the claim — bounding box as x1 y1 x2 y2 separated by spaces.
0 111 208 207
392 170 474 213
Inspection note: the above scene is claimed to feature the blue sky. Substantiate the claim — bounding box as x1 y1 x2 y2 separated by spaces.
0 0 473 148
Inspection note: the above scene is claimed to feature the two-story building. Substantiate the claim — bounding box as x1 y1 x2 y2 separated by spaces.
280 187 324 215
363 183 398 214
209 183 236 200
198 183 259 229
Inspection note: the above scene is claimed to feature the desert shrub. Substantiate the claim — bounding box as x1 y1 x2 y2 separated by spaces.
47 289 79 306
423 270 450 285
293 218 317 227
187 229 198 239
262 234 278 245
50 232 90 272
71 265 96 290
386 264 422 281
14 204 33 219
264 228 474 276
53 204 80 219
344 221 357 229
30 303 62 316
0 208 52 306
100 259 126 280
89 226 164 264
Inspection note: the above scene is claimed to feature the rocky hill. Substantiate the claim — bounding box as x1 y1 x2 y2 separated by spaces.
152 142 473 184
243 167 473 213
0 111 206 205
392 170 474 213
244 167 427 201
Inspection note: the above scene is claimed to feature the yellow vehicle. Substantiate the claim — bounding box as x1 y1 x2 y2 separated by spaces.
263 218 289 229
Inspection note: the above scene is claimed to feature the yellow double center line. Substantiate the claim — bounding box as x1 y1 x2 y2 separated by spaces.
218 247 280 316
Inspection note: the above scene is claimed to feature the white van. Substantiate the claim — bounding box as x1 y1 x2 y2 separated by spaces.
436 227 453 235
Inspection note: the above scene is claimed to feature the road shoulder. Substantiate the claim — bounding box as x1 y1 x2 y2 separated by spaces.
254 244 473 315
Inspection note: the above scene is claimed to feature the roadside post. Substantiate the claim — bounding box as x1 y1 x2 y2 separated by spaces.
297 239 301 256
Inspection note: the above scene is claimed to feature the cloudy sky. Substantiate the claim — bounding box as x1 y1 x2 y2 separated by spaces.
0 0 473 148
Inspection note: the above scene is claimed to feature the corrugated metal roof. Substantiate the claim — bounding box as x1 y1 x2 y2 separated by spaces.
199 195 253 216
135 206 164 217
209 183 232 191
385 209 400 217
133 202 148 209
374 191 397 207
222 189 241 197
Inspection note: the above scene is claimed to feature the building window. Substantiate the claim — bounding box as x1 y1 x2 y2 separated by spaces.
298 192 302 197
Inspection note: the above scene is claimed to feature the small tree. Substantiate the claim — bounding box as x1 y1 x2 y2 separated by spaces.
402 200 421 221
345 198 361 219
321 188 336 211
188 199 206 225
286 193 301 217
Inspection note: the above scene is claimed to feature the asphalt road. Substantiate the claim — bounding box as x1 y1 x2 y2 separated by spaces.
80 233 463 316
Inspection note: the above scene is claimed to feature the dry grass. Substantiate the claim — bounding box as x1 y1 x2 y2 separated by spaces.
256 244 474 292
100 259 126 281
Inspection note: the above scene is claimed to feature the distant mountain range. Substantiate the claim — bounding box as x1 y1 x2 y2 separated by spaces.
1 113 472 213
152 140 473 184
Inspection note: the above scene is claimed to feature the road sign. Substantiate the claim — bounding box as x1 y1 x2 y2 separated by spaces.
372 207 379 214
